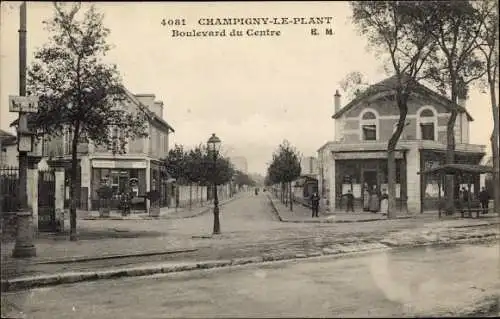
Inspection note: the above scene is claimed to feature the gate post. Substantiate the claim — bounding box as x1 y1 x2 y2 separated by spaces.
54 167 65 231
48 159 67 232
27 156 41 233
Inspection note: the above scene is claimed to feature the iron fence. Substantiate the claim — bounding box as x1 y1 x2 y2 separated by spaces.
0 166 19 212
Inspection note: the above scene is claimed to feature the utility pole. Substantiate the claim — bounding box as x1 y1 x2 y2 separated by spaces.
12 1 37 258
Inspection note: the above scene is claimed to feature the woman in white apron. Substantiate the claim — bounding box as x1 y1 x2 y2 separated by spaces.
380 189 389 215
363 184 370 211
369 185 380 213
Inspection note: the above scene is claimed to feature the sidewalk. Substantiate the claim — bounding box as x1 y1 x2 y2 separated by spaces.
268 195 415 223
1 216 498 292
80 194 241 220
1 192 498 292
269 195 500 224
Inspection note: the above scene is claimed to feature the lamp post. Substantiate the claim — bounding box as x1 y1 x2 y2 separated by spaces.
11 1 37 258
207 133 221 235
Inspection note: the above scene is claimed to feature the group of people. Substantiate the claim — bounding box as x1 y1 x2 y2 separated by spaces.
362 184 388 214
310 183 491 218
341 184 388 214
459 186 491 215
309 183 390 217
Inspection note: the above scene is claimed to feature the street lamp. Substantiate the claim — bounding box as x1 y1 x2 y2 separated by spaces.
207 133 221 235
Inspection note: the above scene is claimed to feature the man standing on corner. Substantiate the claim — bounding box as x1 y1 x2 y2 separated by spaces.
311 192 320 218
479 186 490 215
342 189 355 213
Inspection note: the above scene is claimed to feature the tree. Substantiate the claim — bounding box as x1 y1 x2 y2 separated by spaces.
351 1 438 218
164 144 187 208
185 145 205 210
339 71 370 101
164 144 186 182
234 170 256 187
475 0 499 214
266 140 301 211
27 3 147 240
416 1 486 214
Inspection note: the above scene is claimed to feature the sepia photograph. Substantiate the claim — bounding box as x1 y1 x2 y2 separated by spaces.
0 1 499 318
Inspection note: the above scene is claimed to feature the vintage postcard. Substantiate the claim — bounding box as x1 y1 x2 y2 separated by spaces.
1 1 499 318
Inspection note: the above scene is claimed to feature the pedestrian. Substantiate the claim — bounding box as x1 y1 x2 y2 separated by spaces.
311 192 320 218
462 187 469 203
363 183 370 212
369 185 381 213
479 186 490 215
462 187 470 213
342 189 355 213
380 189 389 215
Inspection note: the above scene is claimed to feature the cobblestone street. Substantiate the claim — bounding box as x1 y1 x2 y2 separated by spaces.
2 193 498 282
3 242 498 318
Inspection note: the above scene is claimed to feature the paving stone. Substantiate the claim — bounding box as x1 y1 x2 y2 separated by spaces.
307 251 322 257
196 260 232 269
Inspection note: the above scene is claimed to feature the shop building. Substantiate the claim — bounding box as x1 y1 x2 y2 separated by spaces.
317 76 485 213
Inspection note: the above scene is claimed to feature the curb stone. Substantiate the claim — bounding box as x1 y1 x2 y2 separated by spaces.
1 234 498 293
267 195 283 222
33 248 198 265
82 196 242 221
267 195 414 224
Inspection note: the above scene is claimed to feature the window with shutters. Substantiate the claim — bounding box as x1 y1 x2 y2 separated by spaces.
360 109 379 141
417 107 437 141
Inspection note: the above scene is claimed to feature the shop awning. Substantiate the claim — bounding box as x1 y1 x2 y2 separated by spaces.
418 164 494 175
333 150 405 160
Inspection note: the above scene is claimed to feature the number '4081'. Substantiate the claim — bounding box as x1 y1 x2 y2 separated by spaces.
161 19 187 26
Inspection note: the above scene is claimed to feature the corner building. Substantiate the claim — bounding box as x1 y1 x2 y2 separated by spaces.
317 76 485 214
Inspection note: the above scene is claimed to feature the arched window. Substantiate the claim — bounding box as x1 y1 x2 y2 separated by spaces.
360 110 378 141
417 107 437 141
362 112 376 120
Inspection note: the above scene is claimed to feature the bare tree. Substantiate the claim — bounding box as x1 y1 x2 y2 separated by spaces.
416 1 486 214
474 0 499 214
350 1 438 218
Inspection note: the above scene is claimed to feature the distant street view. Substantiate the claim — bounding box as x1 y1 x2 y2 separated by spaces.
1 1 499 318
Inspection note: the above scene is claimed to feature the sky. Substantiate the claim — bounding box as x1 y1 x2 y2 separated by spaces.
0 1 495 175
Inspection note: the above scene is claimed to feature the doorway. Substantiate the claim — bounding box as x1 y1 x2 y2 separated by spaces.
363 170 378 189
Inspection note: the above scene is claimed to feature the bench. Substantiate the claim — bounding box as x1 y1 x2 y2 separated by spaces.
460 200 490 218
439 199 491 219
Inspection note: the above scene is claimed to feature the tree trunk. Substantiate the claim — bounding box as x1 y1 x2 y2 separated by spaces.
213 182 220 234
387 106 407 219
445 110 458 214
489 79 499 215
283 184 286 204
387 150 397 218
289 182 293 211
69 122 80 241
189 183 192 210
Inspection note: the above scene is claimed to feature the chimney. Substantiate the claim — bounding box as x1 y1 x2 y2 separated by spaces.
334 90 341 114
135 94 156 110
153 101 164 119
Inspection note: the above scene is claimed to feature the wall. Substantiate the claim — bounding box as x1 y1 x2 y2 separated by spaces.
406 146 421 214
175 184 232 208
301 156 318 175
147 122 169 160
337 92 470 145
343 93 448 118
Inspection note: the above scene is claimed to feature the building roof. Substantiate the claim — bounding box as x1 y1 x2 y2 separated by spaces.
0 129 16 145
332 75 474 121
10 86 175 134
121 87 175 133
0 129 15 139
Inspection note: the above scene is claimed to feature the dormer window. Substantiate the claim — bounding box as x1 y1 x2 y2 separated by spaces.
360 110 378 141
417 107 437 141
